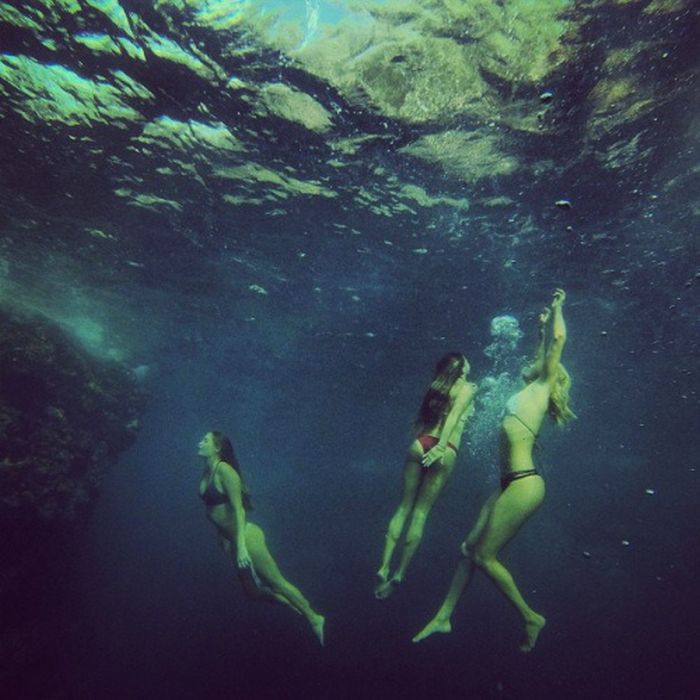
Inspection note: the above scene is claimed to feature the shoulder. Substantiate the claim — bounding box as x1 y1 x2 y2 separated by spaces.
461 380 477 395
218 461 241 485
452 380 475 403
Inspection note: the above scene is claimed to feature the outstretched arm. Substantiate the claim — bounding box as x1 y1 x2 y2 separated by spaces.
422 383 476 467
220 465 252 568
533 307 549 367
521 308 550 382
542 289 567 384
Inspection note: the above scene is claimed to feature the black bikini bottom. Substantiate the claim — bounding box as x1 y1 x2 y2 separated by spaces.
500 469 539 492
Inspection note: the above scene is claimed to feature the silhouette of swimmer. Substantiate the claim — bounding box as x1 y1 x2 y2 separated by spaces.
414 290 575 652
375 353 477 600
199 431 325 645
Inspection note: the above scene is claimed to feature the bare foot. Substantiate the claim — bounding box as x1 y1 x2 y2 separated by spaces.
412 617 451 643
519 614 546 653
375 576 401 600
374 569 388 597
311 614 325 647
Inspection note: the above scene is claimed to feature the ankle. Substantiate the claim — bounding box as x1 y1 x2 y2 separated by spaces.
435 610 451 624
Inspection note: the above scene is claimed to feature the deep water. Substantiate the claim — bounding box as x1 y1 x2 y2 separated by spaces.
1 1 699 698
13 300 697 700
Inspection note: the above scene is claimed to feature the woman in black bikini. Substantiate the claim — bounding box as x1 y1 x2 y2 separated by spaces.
375 353 477 600
413 289 575 652
198 431 325 645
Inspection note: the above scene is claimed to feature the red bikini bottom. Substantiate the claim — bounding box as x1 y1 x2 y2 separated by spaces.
417 434 457 456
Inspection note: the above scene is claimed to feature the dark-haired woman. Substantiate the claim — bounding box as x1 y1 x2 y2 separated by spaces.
413 289 575 652
198 431 325 645
375 353 476 600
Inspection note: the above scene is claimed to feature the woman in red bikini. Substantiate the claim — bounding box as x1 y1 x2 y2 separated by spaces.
413 289 575 652
375 353 476 599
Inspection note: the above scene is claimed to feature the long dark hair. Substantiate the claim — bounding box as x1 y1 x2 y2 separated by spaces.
211 431 253 511
414 353 467 431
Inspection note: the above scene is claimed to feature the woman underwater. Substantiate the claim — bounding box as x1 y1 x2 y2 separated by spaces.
413 289 575 652
198 431 325 645
375 353 477 600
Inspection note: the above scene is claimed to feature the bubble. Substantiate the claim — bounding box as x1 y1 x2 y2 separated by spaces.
484 315 524 360
467 315 526 461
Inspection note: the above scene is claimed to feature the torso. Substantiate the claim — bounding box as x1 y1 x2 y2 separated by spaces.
418 379 475 451
199 461 242 540
499 380 550 473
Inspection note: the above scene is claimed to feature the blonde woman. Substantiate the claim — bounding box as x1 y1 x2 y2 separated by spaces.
198 431 325 645
375 353 476 600
414 289 575 652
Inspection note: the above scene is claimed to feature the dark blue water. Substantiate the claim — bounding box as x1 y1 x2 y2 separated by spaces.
1 1 698 697
25 307 690 699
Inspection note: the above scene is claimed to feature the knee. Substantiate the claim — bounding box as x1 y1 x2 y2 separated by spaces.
459 540 474 558
390 505 410 524
471 550 492 570
270 577 293 596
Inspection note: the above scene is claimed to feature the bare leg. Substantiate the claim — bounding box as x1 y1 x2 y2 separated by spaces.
377 451 456 600
472 476 546 652
237 565 300 611
375 446 422 596
247 525 325 646
413 492 498 642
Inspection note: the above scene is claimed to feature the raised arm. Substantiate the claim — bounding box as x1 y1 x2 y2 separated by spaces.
422 382 476 467
533 307 549 368
542 289 567 385
219 464 252 568
522 307 550 381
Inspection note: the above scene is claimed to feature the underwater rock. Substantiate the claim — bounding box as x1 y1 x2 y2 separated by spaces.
0 306 146 589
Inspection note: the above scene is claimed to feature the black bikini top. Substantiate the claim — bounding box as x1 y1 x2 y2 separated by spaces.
200 461 229 507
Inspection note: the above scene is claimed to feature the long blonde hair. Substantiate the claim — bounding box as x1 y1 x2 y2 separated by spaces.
549 364 577 425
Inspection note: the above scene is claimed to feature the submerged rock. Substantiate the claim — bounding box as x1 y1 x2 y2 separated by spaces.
0 306 146 586
0 305 147 687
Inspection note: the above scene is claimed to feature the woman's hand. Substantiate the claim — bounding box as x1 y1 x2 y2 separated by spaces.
421 443 446 468
551 288 566 309
237 544 252 569
538 307 551 326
